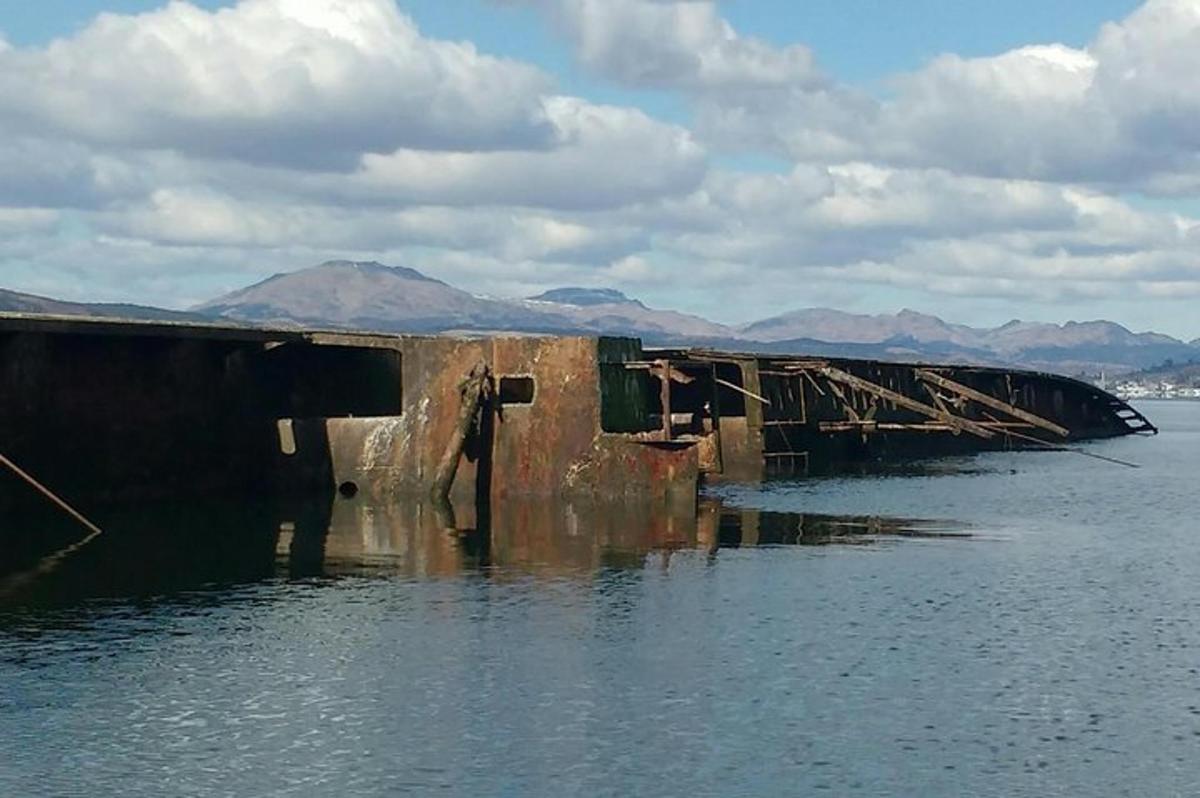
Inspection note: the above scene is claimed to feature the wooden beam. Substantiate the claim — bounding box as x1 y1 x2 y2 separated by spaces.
798 368 826 396
915 369 1069 438
714 377 771 407
817 366 996 440
824 380 861 423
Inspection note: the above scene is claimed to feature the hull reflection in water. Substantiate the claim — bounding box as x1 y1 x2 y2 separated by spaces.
0 494 971 605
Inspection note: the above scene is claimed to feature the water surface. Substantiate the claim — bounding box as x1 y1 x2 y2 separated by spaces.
2 401 1197 796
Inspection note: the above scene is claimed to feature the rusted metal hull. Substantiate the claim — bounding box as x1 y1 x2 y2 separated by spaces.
642 348 1156 479
0 314 1155 523
0 316 701 518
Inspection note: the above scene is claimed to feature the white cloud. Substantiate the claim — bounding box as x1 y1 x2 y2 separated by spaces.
870 46 1109 180
629 164 1200 312
0 208 59 235
513 0 821 91
604 254 653 282
351 97 705 209
2 0 1200 336
530 0 1200 193
0 0 556 168
92 188 649 266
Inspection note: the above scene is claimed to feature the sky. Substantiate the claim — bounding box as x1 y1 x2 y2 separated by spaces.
1 0 1198 337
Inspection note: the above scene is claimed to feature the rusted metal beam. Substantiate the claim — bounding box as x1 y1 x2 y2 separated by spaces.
0 451 103 536
820 420 881 433
824 379 861 423
796 368 826 396
819 420 1040 434
816 366 996 440
921 381 952 415
999 426 1141 468
657 359 672 439
430 363 492 503
714 377 771 407
623 361 695 384
915 369 1069 438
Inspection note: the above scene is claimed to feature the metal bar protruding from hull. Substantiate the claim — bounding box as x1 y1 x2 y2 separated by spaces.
816 366 996 440
915 369 1070 438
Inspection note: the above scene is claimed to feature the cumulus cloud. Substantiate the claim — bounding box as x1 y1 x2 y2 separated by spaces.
627 163 1200 315
530 0 1200 192
0 0 705 209
506 0 871 165
351 97 705 209
0 0 556 168
0 108 703 217
98 190 649 265
518 0 821 91
1 0 1199 334
896 2 1200 190
864 4 1200 188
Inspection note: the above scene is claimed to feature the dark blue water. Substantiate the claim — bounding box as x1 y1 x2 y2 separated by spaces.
2 401 1197 797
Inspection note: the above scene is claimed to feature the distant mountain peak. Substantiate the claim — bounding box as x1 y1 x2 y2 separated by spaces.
314 259 438 282
528 287 641 307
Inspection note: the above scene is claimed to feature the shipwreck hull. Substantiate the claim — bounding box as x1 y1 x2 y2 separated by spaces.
640 348 1156 479
0 314 1156 525
0 316 700 518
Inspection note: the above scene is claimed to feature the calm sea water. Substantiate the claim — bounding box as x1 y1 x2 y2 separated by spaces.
1 400 1198 797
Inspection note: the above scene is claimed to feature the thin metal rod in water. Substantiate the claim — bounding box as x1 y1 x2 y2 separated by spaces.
1001 428 1141 469
0 451 104 535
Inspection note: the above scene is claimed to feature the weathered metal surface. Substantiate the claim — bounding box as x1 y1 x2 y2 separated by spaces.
645 345 1157 478
430 363 492 502
715 416 765 481
0 313 1157 519
696 429 722 474
0 322 283 507
302 335 706 501
490 335 606 496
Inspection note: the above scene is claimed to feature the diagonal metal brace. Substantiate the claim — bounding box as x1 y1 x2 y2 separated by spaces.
818 366 996 440
915 369 1069 438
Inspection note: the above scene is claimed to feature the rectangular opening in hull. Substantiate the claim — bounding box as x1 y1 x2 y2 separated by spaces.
499 376 535 405
262 343 402 418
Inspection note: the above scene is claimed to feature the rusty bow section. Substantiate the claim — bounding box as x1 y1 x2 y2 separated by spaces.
640 347 1156 479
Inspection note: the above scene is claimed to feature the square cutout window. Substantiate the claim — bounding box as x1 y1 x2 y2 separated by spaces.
499 376 535 404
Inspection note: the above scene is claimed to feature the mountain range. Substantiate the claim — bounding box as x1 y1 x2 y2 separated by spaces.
0 287 200 322
5 259 1198 376
195 260 733 340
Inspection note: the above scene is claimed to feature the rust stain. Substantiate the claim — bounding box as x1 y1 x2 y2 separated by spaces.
0 314 1155 517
